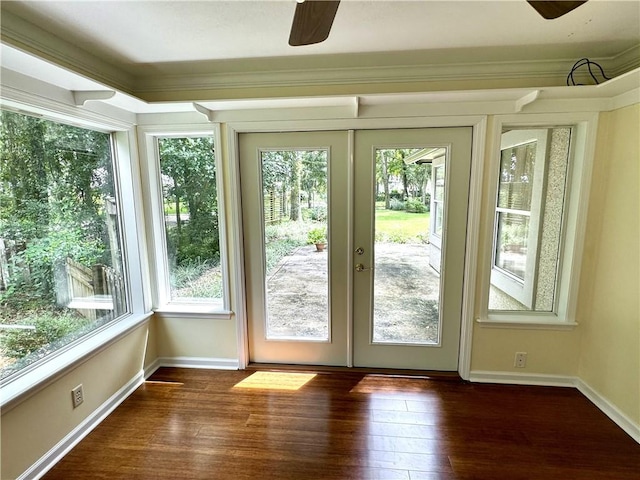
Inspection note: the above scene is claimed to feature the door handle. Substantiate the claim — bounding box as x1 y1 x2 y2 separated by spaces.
355 263 372 272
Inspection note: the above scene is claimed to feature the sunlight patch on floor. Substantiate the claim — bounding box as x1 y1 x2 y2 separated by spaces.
233 371 316 390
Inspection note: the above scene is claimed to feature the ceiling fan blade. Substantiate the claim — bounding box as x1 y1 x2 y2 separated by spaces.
527 1 588 19
289 0 341 46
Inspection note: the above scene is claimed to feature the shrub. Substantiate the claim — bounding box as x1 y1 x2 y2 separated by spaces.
405 198 427 213
389 198 405 211
309 206 327 222
307 227 327 244
0 310 88 359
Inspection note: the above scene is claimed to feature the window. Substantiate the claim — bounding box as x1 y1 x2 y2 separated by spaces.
0 110 128 380
481 117 593 326
140 129 227 312
490 128 559 310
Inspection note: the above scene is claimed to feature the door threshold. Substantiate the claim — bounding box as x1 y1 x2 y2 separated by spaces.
246 363 462 381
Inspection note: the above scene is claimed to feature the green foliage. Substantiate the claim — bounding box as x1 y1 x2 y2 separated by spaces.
0 310 89 359
264 221 315 274
0 110 116 311
309 206 327 222
404 198 428 213
159 136 220 266
307 227 327 244
388 198 405 211
171 258 217 289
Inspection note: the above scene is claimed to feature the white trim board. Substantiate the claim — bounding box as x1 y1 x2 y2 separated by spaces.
469 371 640 444
576 378 640 444
469 370 576 387
144 357 240 378
18 370 145 480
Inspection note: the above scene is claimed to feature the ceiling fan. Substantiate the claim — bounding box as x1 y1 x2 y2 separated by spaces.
289 0 588 47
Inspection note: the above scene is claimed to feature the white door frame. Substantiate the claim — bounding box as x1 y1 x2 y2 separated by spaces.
226 115 487 380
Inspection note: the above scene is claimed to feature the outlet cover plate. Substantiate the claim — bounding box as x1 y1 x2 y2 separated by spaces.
71 384 84 408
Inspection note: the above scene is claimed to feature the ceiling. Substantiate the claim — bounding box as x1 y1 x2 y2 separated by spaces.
1 0 639 104
3 0 639 65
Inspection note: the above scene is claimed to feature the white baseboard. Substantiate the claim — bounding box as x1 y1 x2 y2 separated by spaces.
469 370 576 387
143 357 163 378
20 370 145 480
145 356 239 378
576 378 640 444
469 370 640 444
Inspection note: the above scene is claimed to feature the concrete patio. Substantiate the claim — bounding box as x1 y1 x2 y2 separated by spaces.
266 243 440 343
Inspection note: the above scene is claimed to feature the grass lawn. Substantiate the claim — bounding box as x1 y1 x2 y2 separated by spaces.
375 209 430 243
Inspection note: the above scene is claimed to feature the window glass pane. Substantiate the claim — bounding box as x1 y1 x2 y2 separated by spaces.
0 110 127 380
489 127 571 312
434 165 445 201
158 137 222 302
498 141 537 211
434 202 443 237
495 212 529 280
433 164 444 237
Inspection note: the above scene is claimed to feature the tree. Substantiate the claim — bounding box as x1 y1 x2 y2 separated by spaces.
0 110 115 306
301 150 327 209
158 137 219 265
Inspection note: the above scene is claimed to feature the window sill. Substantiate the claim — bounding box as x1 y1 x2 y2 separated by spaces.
1 312 152 412
476 317 578 330
154 305 233 320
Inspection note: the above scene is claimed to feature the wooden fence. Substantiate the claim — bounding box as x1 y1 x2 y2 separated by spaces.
66 257 126 320
264 189 287 224
0 238 125 320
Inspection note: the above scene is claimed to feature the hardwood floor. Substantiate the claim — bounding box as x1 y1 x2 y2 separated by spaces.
43 368 639 479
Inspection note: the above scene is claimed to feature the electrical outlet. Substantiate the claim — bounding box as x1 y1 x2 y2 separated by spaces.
514 352 527 368
71 384 84 408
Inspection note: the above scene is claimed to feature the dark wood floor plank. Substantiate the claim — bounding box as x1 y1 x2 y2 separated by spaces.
42 368 639 480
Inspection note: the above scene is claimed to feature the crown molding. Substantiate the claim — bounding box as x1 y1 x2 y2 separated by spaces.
2 7 638 104
0 9 135 94
133 56 640 102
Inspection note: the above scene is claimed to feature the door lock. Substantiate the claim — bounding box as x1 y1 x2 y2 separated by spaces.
355 247 364 255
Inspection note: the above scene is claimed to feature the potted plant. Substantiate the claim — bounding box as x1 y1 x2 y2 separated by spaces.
307 227 327 252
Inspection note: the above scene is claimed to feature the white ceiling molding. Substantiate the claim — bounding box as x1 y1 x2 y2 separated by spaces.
2 41 638 126
515 90 541 113
0 9 134 94
2 7 638 104
192 103 215 122
72 90 115 106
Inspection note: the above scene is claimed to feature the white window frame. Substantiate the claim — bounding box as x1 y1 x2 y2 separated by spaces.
0 99 152 408
478 113 597 328
137 124 230 317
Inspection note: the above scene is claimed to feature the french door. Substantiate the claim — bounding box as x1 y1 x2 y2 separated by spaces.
239 127 472 370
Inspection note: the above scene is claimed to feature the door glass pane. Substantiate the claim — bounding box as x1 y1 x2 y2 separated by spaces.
373 148 442 345
261 150 329 340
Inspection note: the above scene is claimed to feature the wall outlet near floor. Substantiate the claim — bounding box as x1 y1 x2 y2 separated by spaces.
71 384 84 408
514 352 527 368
